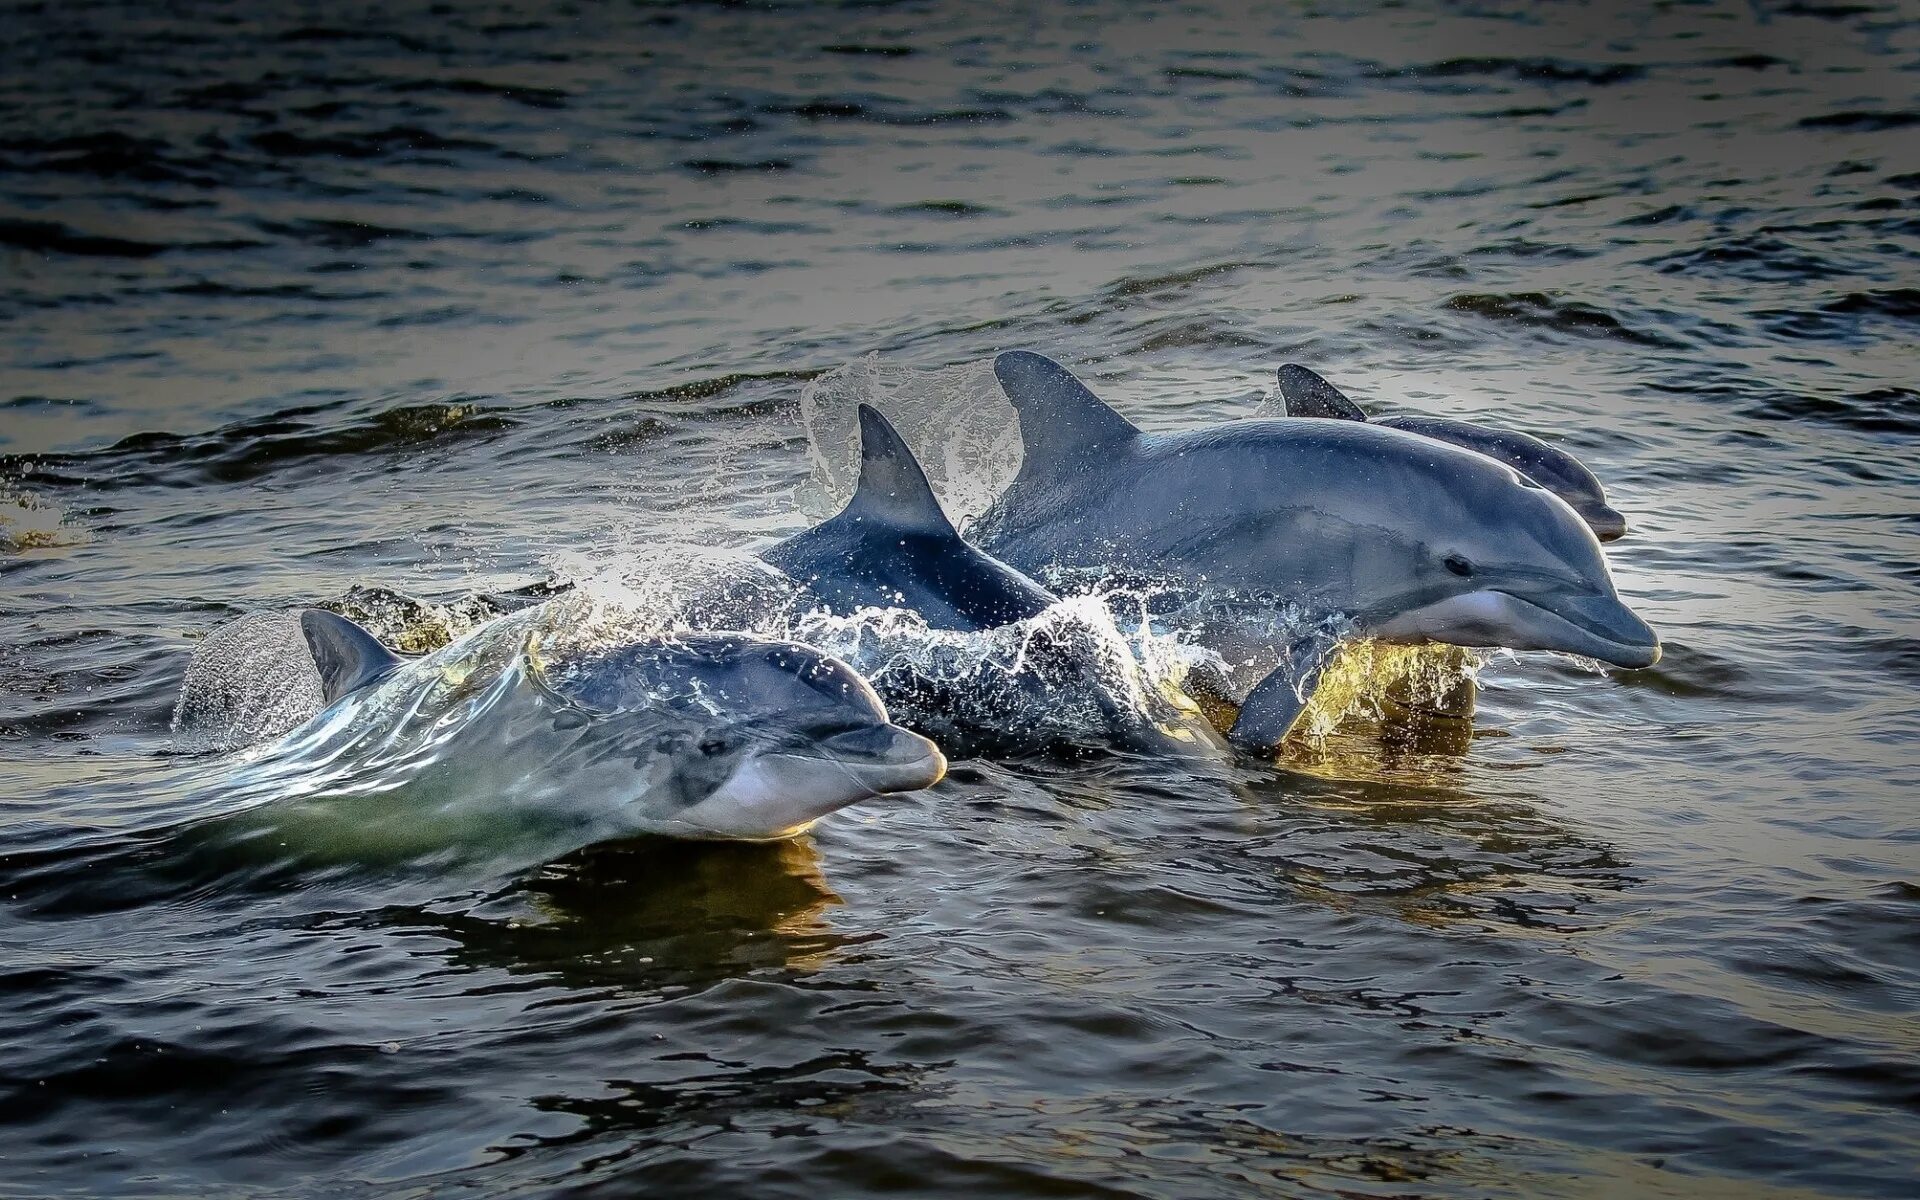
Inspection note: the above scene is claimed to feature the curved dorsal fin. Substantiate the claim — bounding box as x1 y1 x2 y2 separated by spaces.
300 610 403 704
842 404 955 534
993 351 1141 476
1277 364 1369 422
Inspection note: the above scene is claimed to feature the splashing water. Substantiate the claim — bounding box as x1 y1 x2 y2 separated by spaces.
796 353 1021 526
0 485 85 553
787 592 1217 755
546 543 1218 754
171 611 327 753
326 584 508 654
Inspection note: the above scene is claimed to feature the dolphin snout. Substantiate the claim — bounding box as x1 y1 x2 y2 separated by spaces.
1559 591 1660 668
1585 506 1629 543
821 724 948 792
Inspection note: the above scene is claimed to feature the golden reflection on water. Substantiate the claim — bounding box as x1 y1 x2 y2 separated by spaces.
0 487 86 553
523 835 847 974
1295 641 1481 740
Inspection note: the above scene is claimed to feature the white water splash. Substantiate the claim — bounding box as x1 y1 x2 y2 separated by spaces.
795 353 1022 526
172 611 326 753
547 542 1220 751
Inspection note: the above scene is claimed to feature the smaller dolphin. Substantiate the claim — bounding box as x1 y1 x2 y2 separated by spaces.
1276 364 1628 541
761 404 1217 757
202 605 944 866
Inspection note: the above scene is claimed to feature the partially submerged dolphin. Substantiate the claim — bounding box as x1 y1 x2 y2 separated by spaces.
972 351 1660 754
202 604 945 865
761 404 1217 756
1276 364 1628 541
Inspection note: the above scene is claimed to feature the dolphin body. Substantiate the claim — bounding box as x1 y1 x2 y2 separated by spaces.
970 351 1660 754
761 405 1218 756
202 604 945 866
1276 364 1628 542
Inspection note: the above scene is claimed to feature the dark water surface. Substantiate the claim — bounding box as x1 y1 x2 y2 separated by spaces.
3 1 1918 1196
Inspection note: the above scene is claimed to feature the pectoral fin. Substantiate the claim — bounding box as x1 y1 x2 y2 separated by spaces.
1227 638 1339 756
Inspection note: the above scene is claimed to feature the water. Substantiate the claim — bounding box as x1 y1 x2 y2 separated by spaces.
3 1 1918 1196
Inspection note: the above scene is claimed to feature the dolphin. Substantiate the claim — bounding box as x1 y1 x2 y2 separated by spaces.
1276 364 1628 541
971 351 1660 754
200 604 945 865
761 404 1218 757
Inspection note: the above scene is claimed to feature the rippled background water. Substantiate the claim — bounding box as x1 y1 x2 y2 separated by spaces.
3 1 1918 1196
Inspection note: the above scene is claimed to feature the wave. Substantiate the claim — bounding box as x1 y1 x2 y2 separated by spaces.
1443 292 1681 347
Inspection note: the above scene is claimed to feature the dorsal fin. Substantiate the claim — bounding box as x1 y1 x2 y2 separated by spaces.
300 610 403 704
1277 365 1369 422
841 404 955 534
993 351 1141 476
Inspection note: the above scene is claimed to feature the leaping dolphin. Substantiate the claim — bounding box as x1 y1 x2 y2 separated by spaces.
971 351 1660 755
200 605 945 866
1276 364 1628 541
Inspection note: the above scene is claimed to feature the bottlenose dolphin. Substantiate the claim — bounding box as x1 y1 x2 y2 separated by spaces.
1276 364 1628 541
972 351 1660 754
202 605 945 865
761 404 1218 757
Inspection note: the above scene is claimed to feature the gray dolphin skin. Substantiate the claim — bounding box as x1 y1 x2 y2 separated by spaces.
1276 364 1628 541
973 351 1660 754
207 606 944 864
761 404 1056 630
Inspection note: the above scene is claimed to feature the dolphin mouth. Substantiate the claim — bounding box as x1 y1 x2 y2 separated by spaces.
1376 589 1660 669
678 726 945 842
1584 506 1629 542
811 724 948 794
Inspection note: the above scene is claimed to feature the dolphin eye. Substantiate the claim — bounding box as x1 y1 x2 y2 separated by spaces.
1443 555 1474 578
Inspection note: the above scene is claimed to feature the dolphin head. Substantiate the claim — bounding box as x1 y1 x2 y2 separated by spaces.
1489 434 1627 543
1385 415 1628 543
1356 437 1659 668
1276 365 1628 542
533 635 945 839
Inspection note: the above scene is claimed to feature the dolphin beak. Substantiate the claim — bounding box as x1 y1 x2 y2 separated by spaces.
818 724 948 793
1516 589 1660 668
1585 507 1629 542
1375 588 1660 669
689 725 946 841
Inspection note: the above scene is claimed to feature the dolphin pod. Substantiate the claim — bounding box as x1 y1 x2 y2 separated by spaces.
973 350 1659 754
186 348 1656 855
1275 363 1629 542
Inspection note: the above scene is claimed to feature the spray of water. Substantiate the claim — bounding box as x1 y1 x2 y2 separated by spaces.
172 611 327 752
542 542 1219 752
0 484 85 553
796 353 1022 526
